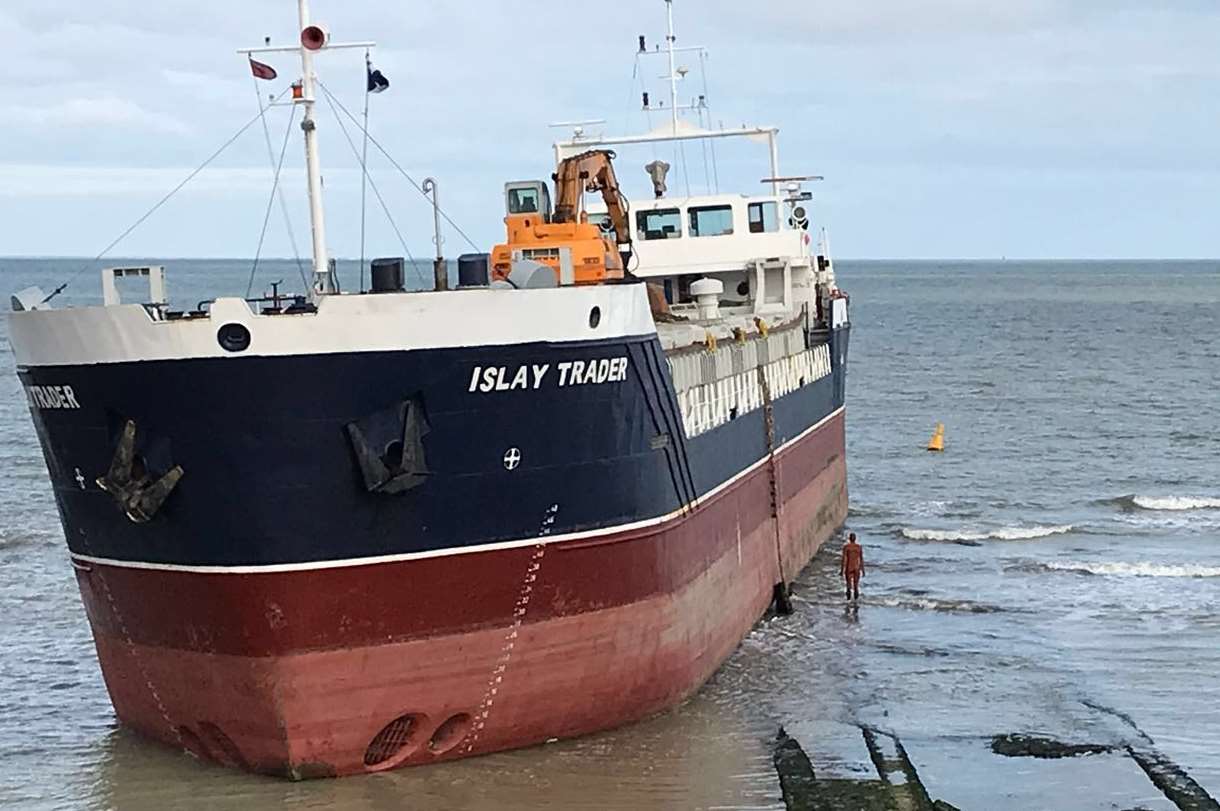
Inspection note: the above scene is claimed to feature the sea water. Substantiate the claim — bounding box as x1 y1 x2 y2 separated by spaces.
0 258 1216 809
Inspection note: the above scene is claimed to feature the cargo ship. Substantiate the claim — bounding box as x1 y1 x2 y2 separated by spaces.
8 0 850 778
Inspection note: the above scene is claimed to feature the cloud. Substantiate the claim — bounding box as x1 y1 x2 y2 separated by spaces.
1 0 1219 258
0 163 389 198
1 97 191 136
0 164 263 198
162 69 252 105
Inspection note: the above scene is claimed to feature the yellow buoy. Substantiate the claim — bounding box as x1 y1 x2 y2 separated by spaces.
927 423 946 453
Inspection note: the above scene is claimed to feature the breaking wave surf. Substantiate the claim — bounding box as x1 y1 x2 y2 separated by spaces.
899 524 1075 543
1042 561 1220 578
1109 495 1220 512
867 595 1009 615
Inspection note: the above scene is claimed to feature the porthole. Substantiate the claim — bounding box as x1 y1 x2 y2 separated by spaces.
589 306 602 329
217 323 251 353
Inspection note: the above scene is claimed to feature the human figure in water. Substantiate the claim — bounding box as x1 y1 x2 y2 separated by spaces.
840 533 865 601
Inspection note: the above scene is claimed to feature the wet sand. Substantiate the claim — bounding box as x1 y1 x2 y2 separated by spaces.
3 259 1218 809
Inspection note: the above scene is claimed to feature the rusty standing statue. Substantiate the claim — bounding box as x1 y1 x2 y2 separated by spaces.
840 533 865 601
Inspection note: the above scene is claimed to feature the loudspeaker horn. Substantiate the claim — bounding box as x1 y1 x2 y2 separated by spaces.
301 25 328 51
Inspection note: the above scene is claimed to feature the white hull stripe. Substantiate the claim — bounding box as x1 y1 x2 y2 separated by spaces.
70 406 846 575
10 284 656 368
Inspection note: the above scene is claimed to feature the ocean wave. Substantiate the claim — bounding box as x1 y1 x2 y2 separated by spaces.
902 499 951 519
899 524 1075 543
848 503 891 518
0 527 60 549
867 595 1008 615
1109 494 1220 512
1043 561 1220 578
1170 431 1218 444
1111 512 1220 534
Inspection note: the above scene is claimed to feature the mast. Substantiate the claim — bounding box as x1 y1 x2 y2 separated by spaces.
239 7 375 298
297 0 332 295
665 0 679 135
553 0 794 198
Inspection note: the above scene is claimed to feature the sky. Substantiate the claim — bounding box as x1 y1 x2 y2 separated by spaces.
1 0 1219 260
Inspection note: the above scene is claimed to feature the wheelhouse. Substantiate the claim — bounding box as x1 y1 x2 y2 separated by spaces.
587 189 818 318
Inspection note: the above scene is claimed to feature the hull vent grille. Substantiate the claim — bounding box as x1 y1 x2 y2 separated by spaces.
364 714 419 768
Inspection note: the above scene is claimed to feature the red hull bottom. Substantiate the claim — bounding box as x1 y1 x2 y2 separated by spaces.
78 413 847 778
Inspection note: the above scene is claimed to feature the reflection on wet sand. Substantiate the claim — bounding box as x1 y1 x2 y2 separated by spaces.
85 693 783 811
9 261 1220 810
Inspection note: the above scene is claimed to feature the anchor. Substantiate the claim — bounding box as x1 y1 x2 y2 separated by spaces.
96 420 184 523
346 396 432 495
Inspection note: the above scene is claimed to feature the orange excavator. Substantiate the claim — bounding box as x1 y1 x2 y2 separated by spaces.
491 149 633 286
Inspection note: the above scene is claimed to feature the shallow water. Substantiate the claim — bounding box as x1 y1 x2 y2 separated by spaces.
0 258 1217 809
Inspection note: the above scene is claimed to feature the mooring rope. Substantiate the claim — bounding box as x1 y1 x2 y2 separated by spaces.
318 84 425 287
246 104 298 298
41 88 291 305
758 364 790 592
317 80 483 254
250 75 309 293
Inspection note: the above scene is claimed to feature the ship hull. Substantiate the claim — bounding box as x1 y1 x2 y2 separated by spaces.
79 409 846 778
10 285 851 777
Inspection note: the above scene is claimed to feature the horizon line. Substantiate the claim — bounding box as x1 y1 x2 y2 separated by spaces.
2 255 1218 263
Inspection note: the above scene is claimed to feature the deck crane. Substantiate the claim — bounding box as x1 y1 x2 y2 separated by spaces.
491 149 633 286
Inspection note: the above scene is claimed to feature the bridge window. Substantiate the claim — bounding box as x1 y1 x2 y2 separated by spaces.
637 209 682 240
748 202 779 234
689 205 734 237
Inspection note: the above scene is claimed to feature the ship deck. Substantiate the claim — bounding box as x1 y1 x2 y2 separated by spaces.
655 306 809 353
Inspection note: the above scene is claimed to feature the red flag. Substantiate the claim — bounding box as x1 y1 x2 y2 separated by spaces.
249 59 277 81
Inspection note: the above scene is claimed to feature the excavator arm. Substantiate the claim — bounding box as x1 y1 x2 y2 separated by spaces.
552 150 632 255
491 149 632 286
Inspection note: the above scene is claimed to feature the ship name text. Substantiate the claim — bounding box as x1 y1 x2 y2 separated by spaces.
25 384 81 410
468 357 629 393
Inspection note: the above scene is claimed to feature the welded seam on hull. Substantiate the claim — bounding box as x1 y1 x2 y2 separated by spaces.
68 406 847 575
89 569 184 747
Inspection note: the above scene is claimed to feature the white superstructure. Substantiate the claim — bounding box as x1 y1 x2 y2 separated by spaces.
550 0 841 345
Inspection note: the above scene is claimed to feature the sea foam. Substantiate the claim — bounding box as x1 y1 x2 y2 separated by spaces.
1129 495 1220 512
868 595 1007 614
1044 561 1220 578
900 524 1074 543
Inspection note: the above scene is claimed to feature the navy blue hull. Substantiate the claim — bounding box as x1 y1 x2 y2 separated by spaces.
20 327 848 568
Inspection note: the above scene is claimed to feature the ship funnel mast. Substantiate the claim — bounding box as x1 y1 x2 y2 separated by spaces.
297 0 331 295
558 0 784 196
664 0 680 136
239 0 375 297
638 2 708 138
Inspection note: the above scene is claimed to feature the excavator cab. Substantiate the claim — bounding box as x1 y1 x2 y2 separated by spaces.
505 181 552 222
491 150 633 287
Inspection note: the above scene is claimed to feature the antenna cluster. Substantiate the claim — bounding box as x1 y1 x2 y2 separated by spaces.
634 2 712 132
